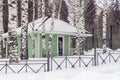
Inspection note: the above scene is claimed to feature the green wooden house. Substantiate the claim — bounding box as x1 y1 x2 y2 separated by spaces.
2 18 92 58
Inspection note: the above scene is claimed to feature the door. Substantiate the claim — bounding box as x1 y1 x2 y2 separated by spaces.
58 36 64 56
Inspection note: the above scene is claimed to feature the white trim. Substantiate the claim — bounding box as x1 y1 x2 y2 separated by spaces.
57 35 64 56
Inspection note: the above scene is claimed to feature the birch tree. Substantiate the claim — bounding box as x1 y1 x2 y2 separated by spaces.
31 21 36 57
0 0 4 58
20 0 29 60
8 0 18 63
41 0 46 57
21 24 28 60
48 2 56 56
96 0 114 53
70 0 85 54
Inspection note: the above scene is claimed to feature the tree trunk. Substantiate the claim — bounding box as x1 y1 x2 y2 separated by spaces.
3 0 8 33
38 0 42 18
41 0 46 57
8 0 18 63
21 24 28 60
34 0 38 20
28 0 33 22
21 0 28 26
48 4 56 56
102 11 107 53
20 0 29 60
74 0 85 55
17 0 22 27
0 0 4 58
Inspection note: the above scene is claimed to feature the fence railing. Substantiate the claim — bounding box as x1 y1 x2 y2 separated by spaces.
0 50 120 73
96 51 120 65
0 60 47 73
50 55 94 70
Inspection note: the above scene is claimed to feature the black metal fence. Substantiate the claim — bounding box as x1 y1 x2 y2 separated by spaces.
0 60 47 73
50 55 94 71
96 51 120 65
0 50 120 73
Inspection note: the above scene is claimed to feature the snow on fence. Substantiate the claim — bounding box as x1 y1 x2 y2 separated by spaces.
0 50 120 74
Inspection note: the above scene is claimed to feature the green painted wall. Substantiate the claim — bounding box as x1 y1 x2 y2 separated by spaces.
64 35 69 56
17 33 70 58
17 36 21 56
28 34 32 58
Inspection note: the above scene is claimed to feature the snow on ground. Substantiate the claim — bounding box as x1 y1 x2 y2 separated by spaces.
1 62 120 80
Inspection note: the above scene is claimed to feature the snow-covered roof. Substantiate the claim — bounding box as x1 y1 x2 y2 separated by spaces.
2 17 92 38
28 17 77 34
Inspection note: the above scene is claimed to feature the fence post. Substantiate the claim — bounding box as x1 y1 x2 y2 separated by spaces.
94 48 97 66
25 61 27 73
47 52 50 71
5 61 7 74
